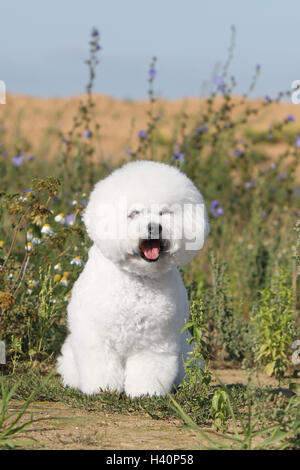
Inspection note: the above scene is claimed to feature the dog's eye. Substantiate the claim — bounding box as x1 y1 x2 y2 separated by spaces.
128 210 140 219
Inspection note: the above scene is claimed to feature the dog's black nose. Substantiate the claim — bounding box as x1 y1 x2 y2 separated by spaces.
148 222 162 238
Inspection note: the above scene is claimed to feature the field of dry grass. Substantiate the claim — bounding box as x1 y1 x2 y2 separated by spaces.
1 93 300 177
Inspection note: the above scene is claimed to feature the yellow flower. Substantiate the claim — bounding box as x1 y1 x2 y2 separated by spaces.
0 240 4 249
54 274 62 283
63 272 69 279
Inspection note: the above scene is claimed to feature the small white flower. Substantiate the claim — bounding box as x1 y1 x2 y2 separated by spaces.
41 224 53 235
64 292 71 302
27 280 37 294
54 213 66 224
70 256 83 267
27 230 33 241
54 263 62 272
50 299 57 304
8 273 15 280
25 242 32 252
60 277 69 287
32 237 42 246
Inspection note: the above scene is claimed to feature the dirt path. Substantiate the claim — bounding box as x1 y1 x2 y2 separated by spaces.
6 367 299 450
9 402 201 450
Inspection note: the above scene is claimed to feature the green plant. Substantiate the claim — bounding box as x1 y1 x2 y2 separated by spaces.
251 268 296 379
0 370 75 449
169 379 299 449
211 387 230 431
181 296 211 389
209 255 249 362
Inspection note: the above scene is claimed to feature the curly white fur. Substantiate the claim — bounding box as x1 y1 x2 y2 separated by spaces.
57 160 209 397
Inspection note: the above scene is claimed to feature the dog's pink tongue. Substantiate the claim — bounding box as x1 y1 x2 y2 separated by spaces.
141 240 160 260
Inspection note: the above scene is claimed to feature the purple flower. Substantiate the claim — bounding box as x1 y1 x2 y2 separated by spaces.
23 188 35 194
285 115 295 122
234 149 244 157
296 136 300 148
245 182 253 189
138 130 147 140
156 114 163 120
214 75 225 93
125 148 132 155
225 122 232 128
195 125 208 134
80 198 87 207
91 27 99 37
83 129 92 138
149 68 156 79
173 151 185 162
210 200 224 218
278 172 287 181
264 95 272 104
65 213 76 226
62 137 69 144
12 155 24 167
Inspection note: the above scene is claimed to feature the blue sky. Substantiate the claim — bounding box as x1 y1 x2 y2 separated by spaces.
0 0 299 100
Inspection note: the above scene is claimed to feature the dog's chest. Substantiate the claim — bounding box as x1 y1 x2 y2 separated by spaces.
101 272 181 350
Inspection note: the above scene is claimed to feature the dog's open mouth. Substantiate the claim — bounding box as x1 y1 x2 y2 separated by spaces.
140 239 163 262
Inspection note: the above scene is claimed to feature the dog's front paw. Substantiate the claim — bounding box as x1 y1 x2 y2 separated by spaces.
79 377 124 395
124 351 179 398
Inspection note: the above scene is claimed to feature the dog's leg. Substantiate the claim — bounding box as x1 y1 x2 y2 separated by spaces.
57 335 124 395
124 351 179 397
74 343 124 395
57 335 80 389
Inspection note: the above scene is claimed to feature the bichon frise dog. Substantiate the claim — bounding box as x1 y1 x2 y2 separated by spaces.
57 160 209 397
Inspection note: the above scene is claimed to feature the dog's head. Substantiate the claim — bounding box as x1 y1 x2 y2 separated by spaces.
84 161 209 277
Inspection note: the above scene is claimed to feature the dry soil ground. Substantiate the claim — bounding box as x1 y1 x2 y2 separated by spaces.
6 366 299 450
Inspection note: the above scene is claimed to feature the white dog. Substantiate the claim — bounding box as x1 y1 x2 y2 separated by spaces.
57 160 209 397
